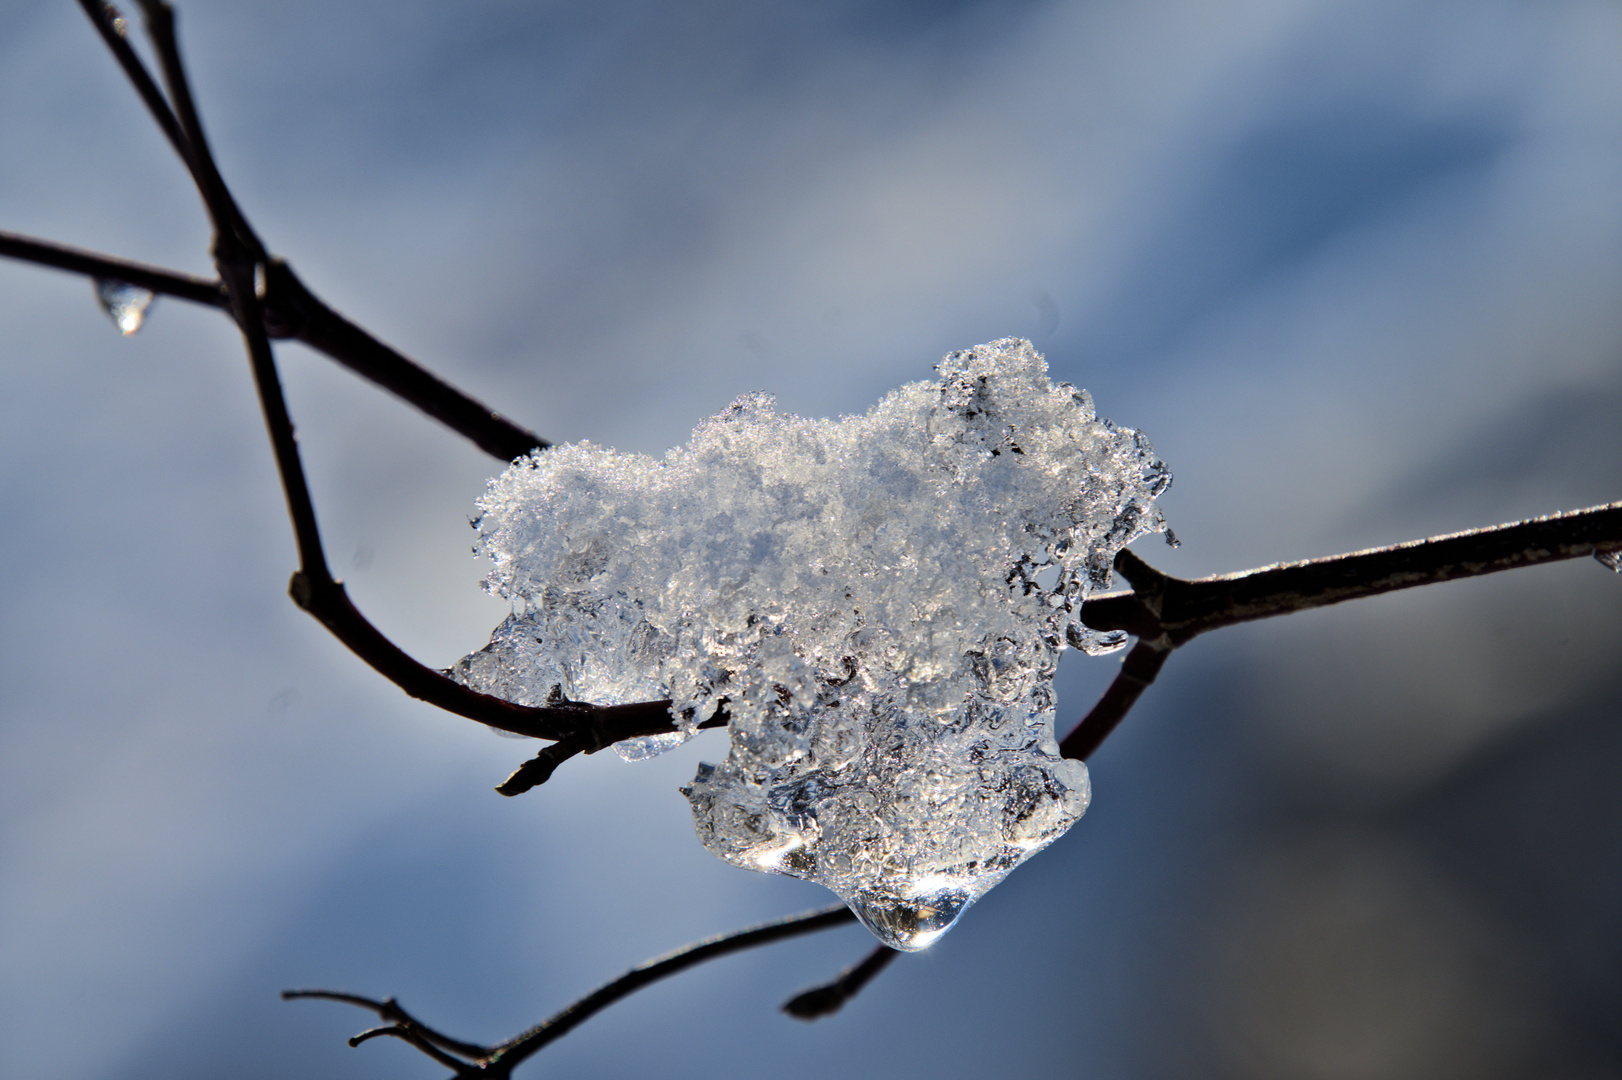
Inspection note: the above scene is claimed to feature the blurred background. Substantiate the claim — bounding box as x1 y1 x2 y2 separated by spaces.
2 0 1620 1076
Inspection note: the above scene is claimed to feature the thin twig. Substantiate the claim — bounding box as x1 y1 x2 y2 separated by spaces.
1080 501 1622 647
494 733 591 795
55 0 603 761
281 991 493 1060
288 906 857 1076
1063 501 1622 759
488 905 856 1073
129 0 264 259
1058 639 1171 761
256 258 546 461
782 945 897 1019
348 1027 476 1074
75 0 193 175
66 1 545 462
0 231 544 460
286 570 692 743
0 231 225 307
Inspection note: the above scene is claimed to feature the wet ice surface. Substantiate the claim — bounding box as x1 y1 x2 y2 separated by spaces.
451 339 1170 948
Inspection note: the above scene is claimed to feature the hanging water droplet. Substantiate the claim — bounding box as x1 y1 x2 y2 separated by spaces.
94 279 155 336
844 885 973 951
1595 548 1622 573
1080 628 1130 656
1163 527 1181 549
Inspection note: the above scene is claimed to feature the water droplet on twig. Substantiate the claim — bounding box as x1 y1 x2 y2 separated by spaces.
94 279 155 336
1595 548 1622 573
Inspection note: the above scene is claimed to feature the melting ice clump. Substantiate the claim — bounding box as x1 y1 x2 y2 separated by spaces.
451 339 1171 949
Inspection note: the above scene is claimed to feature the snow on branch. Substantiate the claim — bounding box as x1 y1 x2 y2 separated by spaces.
1 3 1618 1073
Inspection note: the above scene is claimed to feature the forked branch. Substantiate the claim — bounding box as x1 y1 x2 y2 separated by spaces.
1062 501 1622 759
12 0 668 768
285 905 856 1078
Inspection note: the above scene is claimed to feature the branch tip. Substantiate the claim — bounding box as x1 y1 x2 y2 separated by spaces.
783 945 898 1020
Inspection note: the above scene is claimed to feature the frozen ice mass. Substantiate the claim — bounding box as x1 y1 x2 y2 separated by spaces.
451 339 1171 949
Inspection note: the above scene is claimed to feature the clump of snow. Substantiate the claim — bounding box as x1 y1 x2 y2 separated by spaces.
450 339 1170 948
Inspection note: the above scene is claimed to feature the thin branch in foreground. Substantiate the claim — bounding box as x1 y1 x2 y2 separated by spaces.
288 905 856 1077
1058 639 1171 762
126 0 265 260
782 944 898 1020
281 990 492 1060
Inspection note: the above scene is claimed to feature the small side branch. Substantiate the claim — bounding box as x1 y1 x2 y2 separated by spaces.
0 230 546 463
1058 640 1171 761
782 945 898 1019
281 991 492 1062
1080 501 1622 648
1065 500 1622 759
288 906 856 1077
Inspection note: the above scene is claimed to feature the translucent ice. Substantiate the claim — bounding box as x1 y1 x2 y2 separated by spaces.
1597 548 1622 573
451 339 1171 948
94 279 155 336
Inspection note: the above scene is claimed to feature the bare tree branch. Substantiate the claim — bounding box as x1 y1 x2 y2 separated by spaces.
287 905 857 1077
16 8 1622 1063
815 501 1622 1013
76 0 195 181
0 231 225 307
782 944 898 1020
1062 500 1622 760
123 0 264 259
23 0 623 767
281 991 492 1061
257 258 546 461
1058 638 1172 761
0 230 545 461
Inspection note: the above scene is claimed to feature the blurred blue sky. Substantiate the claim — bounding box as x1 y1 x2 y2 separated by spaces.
2 1 1620 1077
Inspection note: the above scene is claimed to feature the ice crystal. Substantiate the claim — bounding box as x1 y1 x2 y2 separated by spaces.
451 339 1171 948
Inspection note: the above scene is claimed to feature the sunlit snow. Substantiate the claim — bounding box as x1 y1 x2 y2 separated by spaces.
451 339 1171 948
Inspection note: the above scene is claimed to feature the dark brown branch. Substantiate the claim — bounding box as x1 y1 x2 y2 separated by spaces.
0 233 589 745
0 231 543 461
257 259 546 461
0 231 225 307
288 906 856 1076
782 944 898 1019
39 1 583 763
1080 501 1622 647
1058 639 1171 761
494 733 590 795
288 570 673 742
282 991 493 1061
128 0 264 259
76 0 194 179
66 1 545 462
349 1026 477 1074
1064 500 1622 760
